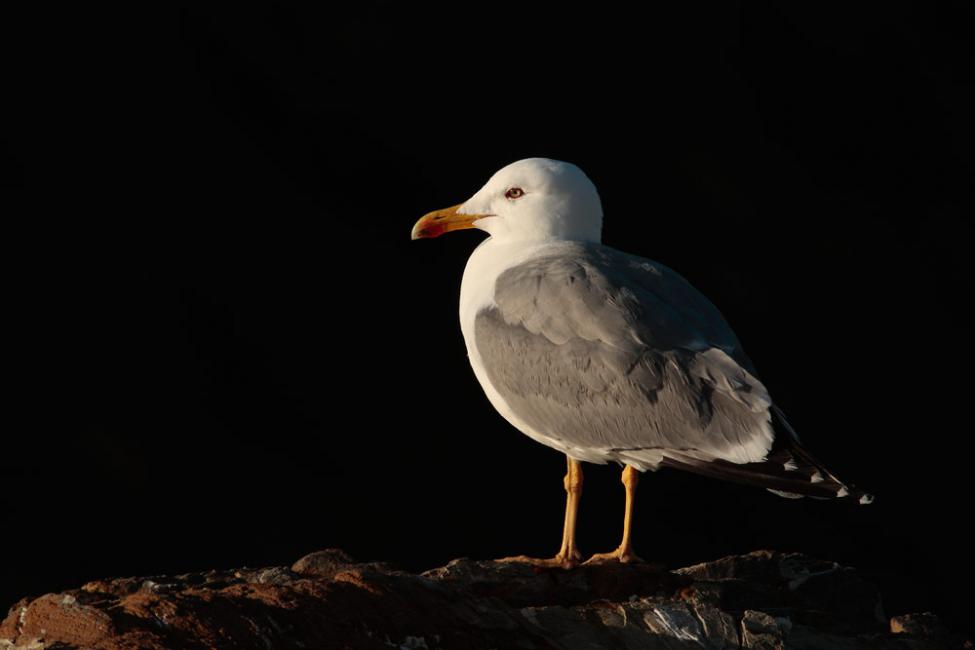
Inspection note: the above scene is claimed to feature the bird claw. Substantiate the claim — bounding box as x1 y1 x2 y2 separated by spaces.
583 547 643 565
554 550 583 569
497 551 582 569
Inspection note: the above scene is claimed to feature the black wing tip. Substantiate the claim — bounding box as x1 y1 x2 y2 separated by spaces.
662 445 875 504
794 485 876 504
766 486 875 504
846 486 874 506
770 407 874 504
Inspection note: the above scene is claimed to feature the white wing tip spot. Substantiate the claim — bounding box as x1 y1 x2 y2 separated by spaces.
836 486 849 497
859 493 874 505
810 471 823 483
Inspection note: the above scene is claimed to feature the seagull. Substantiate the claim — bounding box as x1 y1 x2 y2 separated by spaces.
412 158 871 568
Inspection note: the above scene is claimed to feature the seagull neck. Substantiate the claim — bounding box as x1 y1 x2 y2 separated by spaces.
474 236 570 263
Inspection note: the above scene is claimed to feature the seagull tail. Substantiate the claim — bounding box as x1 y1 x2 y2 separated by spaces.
660 406 874 504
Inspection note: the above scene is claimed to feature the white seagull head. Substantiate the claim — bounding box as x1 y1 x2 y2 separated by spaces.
412 158 603 244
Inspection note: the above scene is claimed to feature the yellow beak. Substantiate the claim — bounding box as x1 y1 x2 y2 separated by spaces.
411 203 491 240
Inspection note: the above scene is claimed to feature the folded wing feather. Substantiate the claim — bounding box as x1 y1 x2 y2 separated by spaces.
473 241 775 469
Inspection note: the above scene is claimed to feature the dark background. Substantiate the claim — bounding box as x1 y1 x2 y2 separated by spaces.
8 1 973 635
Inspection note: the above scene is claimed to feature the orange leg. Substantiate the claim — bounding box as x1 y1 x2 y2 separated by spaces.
585 464 643 564
499 455 583 569
555 456 584 566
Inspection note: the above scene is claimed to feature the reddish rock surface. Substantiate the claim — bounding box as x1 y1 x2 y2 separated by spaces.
1 549 962 649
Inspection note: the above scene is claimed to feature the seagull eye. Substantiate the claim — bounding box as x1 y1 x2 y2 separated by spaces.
505 187 525 200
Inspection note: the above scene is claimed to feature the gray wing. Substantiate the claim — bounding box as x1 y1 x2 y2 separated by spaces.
474 241 775 468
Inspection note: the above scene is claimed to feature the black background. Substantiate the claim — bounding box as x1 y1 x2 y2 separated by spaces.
8 2 974 636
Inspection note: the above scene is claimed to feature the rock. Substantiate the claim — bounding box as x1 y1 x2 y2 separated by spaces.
0 550 962 649
741 609 787 649
677 549 887 636
291 547 357 576
891 612 949 638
